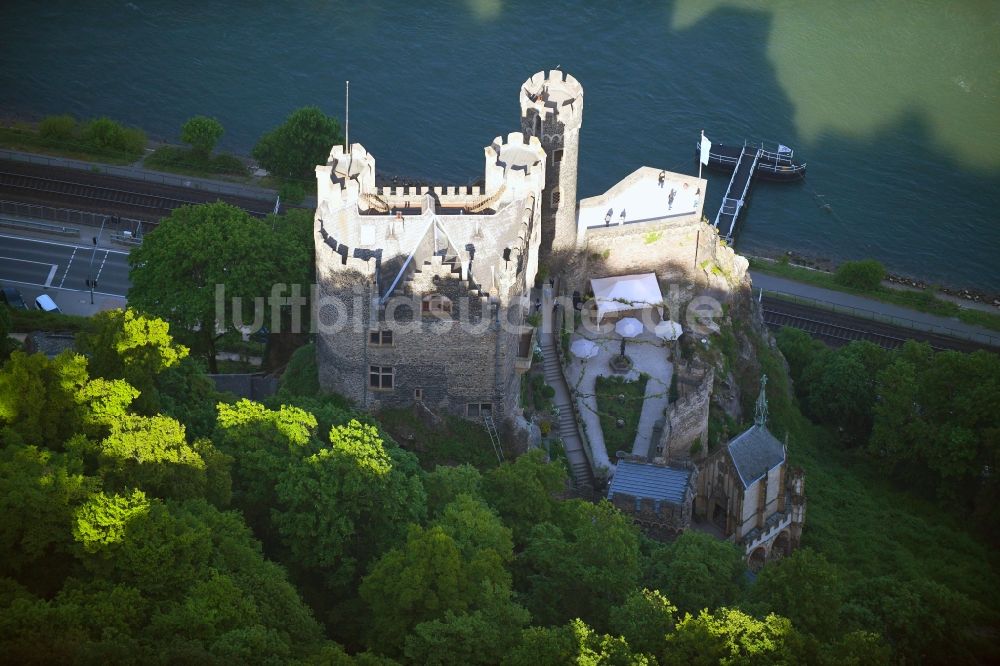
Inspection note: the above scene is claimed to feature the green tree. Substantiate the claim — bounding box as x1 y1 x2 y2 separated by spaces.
663 608 807 665
0 445 94 587
645 530 746 615
775 326 826 391
274 420 426 591
156 357 222 440
180 115 224 157
867 343 1000 535
360 524 510 655
214 399 319 537
482 448 566 544
403 589 530 666
503 619 647 666
608 588 677 659
127 202 310 372
77 308 189 413
0 350 89 449
73 489 150 554
517 499 641 629
424 464 483 518
434 493 512 561
0 305 14 362
749 548 845 640
834 259 886 291
252 106 343 180
802 341 889 444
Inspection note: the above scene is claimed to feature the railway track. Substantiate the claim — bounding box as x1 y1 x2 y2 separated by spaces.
761 307 932 350
0 160 273 221
0 171 203 213
760 296 995 353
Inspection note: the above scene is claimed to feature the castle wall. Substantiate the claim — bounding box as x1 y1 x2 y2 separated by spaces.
658 362 713 461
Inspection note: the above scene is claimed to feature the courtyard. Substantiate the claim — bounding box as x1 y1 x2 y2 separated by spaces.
562 305 676 473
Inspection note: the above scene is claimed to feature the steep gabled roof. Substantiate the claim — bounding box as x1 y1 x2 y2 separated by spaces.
727 424 785 489
608 460 691 505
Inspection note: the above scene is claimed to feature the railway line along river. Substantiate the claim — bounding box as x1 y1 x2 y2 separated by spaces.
2 1 998 290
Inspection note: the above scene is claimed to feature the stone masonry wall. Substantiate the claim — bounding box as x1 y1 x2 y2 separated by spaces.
658 362 714 462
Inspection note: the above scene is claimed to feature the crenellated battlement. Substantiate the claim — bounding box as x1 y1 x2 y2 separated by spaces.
520 70 584 127
484 131 546 200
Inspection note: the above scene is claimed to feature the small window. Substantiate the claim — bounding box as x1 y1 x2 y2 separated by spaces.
553 148 564 164
369 365 394 390
369 330 393 346
467 403 493 418
414 388 423 401
551 189 561 207
422 294 452 315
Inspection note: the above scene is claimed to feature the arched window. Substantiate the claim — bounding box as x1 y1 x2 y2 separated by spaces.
422 294 452 315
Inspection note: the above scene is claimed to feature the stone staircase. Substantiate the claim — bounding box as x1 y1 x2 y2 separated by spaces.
539 332 594 494
391 253 489 301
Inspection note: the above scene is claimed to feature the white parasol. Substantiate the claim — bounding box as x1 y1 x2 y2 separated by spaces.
570 338 600 359
654 320 683 341
614 317 644 338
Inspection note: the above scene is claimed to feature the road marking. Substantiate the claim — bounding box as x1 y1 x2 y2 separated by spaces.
0 254 52 266
0 233 131 255
58 247 77 288
96 250 109 283
45 263 58 287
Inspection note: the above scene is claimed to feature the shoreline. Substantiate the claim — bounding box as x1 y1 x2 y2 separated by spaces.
748 249 999 308
3 115 995 302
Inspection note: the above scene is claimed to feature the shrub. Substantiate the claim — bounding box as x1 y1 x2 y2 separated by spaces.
81 117 146 159
38 114 77 141
279 343 319 397
834 259 885 291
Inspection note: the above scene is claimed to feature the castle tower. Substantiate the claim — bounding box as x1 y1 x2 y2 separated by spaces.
520 70 583 266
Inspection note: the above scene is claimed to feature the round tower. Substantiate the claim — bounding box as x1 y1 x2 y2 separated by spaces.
520 70 583 264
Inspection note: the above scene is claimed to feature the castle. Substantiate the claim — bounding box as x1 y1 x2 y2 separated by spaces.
312 70 804 567
313 70 725 420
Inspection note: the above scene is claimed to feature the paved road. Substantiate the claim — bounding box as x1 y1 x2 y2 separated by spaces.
0 233 130 299
750 271 999 344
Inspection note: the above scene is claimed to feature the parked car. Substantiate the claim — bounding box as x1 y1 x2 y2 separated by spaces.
34 294 61 313
1 286 28 310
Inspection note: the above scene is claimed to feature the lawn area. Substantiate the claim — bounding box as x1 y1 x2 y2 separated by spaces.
0 125 141 165
749 257 1000 333
143 145 248 179
594 373 647 459
376 407 502 471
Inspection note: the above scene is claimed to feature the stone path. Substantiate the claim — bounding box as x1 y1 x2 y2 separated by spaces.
564 327 672 465
538 290 594 493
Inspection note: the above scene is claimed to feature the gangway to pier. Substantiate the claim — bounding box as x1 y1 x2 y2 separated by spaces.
713 145 761 242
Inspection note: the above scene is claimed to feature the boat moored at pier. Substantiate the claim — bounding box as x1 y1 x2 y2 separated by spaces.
698 140 806 181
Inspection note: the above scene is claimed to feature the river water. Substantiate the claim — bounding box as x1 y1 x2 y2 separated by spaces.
2 0 999 289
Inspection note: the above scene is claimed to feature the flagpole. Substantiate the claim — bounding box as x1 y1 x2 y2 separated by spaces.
345 80 350 151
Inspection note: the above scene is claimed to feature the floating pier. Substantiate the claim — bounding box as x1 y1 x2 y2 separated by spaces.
698 138 806 244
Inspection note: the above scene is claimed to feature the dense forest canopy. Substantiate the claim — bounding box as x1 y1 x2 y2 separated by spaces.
1 204 998 663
